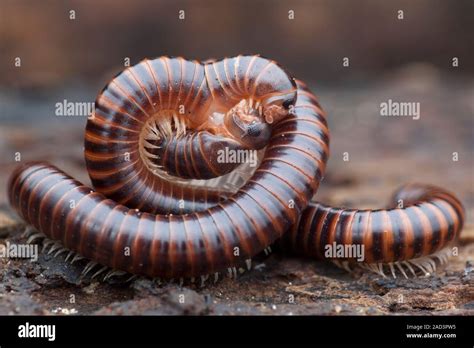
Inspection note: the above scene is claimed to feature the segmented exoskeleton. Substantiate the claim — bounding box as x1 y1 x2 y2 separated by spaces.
282 183 464 277
7 55 465 282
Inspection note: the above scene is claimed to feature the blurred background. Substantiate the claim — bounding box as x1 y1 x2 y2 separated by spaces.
2 0 474 86
0 0 473 213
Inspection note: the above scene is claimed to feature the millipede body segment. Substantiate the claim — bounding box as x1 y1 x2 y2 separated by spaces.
283 184 464 274
7 55 465 280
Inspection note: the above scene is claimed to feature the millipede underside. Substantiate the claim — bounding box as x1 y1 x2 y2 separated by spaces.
22 225 456 286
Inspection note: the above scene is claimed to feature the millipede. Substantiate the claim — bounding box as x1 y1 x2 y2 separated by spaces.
7 55 465 284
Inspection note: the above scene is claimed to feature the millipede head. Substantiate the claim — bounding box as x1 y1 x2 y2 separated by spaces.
224 99 272 149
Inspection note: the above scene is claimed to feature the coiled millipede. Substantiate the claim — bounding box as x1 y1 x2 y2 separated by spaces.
7 55 465 284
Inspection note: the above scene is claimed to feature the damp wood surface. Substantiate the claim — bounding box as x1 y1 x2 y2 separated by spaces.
1 72 473 315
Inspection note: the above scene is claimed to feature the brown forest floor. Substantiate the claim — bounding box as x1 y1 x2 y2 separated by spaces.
0 69 473 315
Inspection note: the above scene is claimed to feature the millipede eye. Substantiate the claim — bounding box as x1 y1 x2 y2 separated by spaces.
240 121 271 149
282 99 293 109
246 123 262 137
